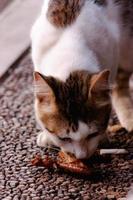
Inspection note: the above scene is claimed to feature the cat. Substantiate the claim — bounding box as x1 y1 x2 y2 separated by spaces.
31 0 133 159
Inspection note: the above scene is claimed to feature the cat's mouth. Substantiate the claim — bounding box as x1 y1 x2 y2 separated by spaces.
57 131 102 160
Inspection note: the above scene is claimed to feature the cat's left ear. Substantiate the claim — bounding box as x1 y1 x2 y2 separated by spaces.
33 72 56 105
89 69 111 106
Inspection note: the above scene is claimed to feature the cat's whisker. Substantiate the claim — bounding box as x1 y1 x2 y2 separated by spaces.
47 145 60 152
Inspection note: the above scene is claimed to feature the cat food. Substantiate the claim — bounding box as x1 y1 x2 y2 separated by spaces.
57 151 92 175
31 155 55 168
31 152 92 175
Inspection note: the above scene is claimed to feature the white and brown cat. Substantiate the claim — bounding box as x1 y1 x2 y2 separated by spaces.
31 0 133 159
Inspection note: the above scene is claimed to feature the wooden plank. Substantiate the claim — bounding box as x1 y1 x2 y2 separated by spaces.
0 0 43 77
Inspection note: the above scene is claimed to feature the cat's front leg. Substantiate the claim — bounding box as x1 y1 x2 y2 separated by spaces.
37 131 50 147
112 68 133 132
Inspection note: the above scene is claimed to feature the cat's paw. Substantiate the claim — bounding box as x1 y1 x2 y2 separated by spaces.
112 94 133 132
37 132 49 147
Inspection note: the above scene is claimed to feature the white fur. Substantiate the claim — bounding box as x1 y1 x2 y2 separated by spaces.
31 0 122 82
69 121 98 141
31 0 133 79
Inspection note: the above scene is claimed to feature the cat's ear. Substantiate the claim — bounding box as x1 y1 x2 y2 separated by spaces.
89 70 111 106
34 72 55 105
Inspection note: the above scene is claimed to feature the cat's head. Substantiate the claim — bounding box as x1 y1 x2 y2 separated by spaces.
34 70 111 159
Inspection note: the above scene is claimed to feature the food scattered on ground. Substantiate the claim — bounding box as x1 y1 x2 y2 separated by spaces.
57 151 92 175
31 152 92 176
31 155 56 169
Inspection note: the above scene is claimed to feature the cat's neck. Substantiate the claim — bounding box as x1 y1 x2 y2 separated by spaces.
40 46 100 82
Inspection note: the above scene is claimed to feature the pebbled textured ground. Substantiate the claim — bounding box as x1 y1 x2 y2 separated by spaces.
0 55 133 200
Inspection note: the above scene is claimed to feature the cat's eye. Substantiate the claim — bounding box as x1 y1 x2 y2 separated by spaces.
38 96 44 103
87 132 99 140
58 136 72 142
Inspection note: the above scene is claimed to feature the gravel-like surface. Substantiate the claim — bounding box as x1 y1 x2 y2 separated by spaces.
0 55 133 200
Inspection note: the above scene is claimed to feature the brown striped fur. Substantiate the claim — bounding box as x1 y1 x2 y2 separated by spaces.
47 0 85 27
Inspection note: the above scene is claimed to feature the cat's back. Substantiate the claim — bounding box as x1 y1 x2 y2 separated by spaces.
31 0 120 80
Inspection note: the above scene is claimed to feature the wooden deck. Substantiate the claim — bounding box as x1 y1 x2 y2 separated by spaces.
0 0 43 77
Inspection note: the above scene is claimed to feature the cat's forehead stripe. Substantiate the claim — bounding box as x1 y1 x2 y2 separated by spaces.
47 0 85 28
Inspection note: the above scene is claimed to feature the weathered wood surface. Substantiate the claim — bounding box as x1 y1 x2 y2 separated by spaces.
0 0 43 77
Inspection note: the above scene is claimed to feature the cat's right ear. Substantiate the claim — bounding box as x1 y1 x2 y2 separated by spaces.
33 72 55 105
89 70 111 107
